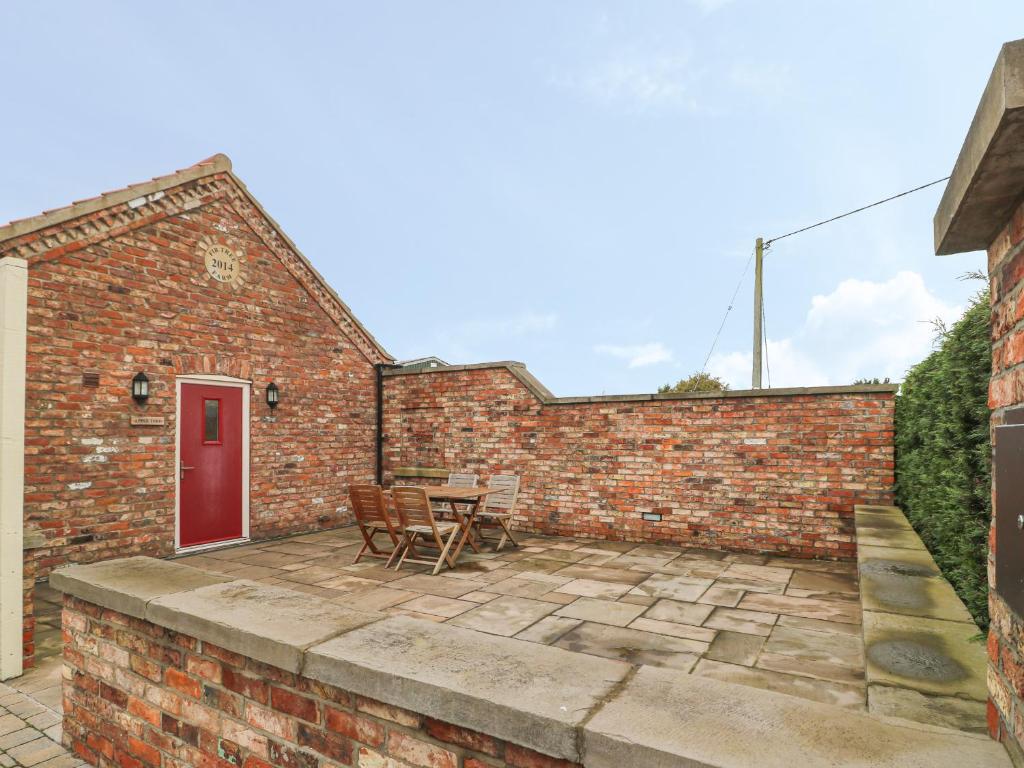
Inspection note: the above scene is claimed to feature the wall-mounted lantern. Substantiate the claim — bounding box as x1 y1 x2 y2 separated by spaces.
131 372 150 403
266 382 280 409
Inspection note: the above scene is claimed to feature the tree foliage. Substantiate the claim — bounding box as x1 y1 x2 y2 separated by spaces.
895 291 991 628
659 372 731 394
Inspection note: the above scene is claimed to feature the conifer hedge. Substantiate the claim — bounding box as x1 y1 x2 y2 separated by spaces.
895 290 991 628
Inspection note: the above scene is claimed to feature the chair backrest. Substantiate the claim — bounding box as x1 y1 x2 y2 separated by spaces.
349 484 395 534
447 472 478 488
391 486 437 532
485 474 520 511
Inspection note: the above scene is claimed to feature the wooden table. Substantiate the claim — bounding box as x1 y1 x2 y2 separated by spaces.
424 486 498 565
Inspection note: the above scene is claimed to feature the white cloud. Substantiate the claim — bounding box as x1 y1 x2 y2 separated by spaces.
595 342 674 368
553 51 703 112
707 271 961 389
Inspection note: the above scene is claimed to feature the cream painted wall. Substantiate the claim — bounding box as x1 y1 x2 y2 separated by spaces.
0 256 27 680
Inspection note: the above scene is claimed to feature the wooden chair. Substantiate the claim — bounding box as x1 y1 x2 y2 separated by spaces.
391 486 461 575
432 471 479 517
474 474 521 551
349 484 399 564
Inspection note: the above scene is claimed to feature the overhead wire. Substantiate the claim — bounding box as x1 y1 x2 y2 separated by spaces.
764 176 950 246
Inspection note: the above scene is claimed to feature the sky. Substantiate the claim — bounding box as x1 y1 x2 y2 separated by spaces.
0 2 1016 396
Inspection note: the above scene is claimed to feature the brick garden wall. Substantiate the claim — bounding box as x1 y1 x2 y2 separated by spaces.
984 197 1024 751
381 365 896 560
61 595 578 768
0 170 388 664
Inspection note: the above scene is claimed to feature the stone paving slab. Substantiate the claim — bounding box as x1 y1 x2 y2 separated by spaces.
585 665 1010 768
862 610 987 701
554 621 705 669
147 579 384 672
305 614 630 762
49 556 232 619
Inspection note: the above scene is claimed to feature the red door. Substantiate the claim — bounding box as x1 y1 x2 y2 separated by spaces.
179 383 244 548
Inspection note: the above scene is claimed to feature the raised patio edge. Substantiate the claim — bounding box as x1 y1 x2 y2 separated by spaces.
50 556 1010 767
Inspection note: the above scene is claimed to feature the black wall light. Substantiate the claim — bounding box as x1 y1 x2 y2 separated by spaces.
266 382 280 409
131 372 150 403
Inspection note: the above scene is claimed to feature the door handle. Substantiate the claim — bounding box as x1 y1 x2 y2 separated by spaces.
180 461 196 480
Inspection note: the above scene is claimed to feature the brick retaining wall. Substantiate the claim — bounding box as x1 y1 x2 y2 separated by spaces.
61 594 578 768
382 364 896 560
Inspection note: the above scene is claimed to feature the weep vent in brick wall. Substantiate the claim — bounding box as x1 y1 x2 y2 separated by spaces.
50 557 1009 767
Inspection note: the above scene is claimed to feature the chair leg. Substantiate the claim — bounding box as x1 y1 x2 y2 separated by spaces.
385 533 406 569
396 532 419 571
497 518 518 550
353 539 370 564
432 527 460 576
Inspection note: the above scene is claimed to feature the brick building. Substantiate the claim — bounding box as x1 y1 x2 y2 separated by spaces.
934 38 1024 763
0 155 393 678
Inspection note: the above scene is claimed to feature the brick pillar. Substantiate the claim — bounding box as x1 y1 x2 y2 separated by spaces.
0 256 27 680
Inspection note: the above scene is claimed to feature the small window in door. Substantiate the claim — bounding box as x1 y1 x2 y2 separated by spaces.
203 399 221 444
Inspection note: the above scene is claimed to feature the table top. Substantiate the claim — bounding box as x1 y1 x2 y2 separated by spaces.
424 486 498 501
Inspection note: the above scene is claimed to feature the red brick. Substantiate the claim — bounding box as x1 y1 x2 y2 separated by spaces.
324 707 385 747
222 667 269 704
387 731 457 768
296 723 353 764
270 686 318 723
127 696 162 727
246 703 296 741
165 667 202 699
424 717 499 757
127 735 162 766
187 655 223 684
355 696 421 727
505 744 580 768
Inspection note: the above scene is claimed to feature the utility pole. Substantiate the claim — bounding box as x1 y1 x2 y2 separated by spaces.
751 237 764 389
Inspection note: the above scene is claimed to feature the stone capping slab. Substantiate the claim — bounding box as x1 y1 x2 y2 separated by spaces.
935 38 1024 255
382 359 899 406
304 614 631 762
48 556 234 620
583 665 1010 768
146 580 384 673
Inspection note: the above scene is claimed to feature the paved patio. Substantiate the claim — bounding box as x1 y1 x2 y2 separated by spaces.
176 528 875 710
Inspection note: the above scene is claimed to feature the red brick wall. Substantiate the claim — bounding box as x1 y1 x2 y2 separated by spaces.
984 198 1024 753
62 595 579 768
0 172 385 582
382 366 895 560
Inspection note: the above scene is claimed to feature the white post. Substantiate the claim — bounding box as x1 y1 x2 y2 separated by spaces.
0 257 27 680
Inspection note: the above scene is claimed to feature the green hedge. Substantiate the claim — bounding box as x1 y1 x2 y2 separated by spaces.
895 291 991 628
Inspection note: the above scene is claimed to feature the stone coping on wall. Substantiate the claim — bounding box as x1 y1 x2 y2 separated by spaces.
854 505 990 732
382 359 899 405
50 556 1010 766
934 37 1024 255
